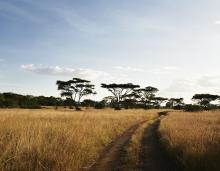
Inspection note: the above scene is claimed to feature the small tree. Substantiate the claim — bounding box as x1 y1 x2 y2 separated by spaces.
56 78 96 110
101 83 140 109
166 98 184 109
192 94 219 109
135 86 159 108
82 99 97 108
0 94 5 108
121 92 141 109
152 97 168 108
102 96 117 107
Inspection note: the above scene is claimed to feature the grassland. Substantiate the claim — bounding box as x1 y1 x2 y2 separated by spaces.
0 108 157 171
159 111 220 171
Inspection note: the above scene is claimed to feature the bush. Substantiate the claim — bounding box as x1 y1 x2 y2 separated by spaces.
184 104 203 112
114 106 121 110
94 103 105 109
20 105 42 109
173 105 184 110
69 106 74 109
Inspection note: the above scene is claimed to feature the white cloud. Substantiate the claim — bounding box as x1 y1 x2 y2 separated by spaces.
166 75 220 94
197 75 220 88
162 75 220 103
21 64 109 80
165 78 197 93
151 66 180 74
215 20 220 24
114 66 145 72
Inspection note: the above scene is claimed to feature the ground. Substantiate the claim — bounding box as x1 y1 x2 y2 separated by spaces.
0 108 219 171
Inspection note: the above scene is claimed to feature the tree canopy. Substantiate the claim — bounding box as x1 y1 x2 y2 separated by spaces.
192 94 220 107
101 83 140 109
135 86 159 107
56 78 96 109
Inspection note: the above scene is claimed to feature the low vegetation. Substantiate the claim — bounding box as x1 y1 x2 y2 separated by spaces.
159 111 220 171
0 108 157 171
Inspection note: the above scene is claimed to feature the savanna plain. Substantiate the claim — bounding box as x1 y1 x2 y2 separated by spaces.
0 108 220 171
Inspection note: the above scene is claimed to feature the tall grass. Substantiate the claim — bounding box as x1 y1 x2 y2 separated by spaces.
0 108 157 171
159 111 220 171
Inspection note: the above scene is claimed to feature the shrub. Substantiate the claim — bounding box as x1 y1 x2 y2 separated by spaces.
114 106 121 110
20 105 41 109
94 103 105 109
184 104 203 112
173 105 184 110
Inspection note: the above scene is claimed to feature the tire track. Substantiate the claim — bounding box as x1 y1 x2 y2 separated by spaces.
138 118 180 171
88 111 179 171
89 119 151 171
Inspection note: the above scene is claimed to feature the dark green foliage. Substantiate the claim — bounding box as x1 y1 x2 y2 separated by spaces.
152 97 168 108
184 104 203 112
192 94 220 108
166 98 185 109
56 78 96 110
0 93 63 109
82 99 97 107
101 83 140 110
135 86 159 107
101 84 170 109
94 102 105 109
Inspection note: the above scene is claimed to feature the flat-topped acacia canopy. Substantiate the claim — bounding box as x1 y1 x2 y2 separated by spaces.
192 94 220 101
101 83 140 89
101 83 140 106
56 78 96 110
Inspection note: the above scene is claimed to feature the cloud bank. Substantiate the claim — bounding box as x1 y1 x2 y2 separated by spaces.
151 66 180 74
21 64 109 80
114 66 145 72
215 20 220 24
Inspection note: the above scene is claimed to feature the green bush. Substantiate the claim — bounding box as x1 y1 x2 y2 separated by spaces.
184 104 203 112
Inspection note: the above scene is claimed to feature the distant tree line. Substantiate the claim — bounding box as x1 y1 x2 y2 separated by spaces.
1 77 220 111
0 92 72 109
184 94 220 112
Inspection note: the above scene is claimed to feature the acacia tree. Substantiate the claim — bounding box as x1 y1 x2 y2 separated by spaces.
102 96 117 107
121 92 141 109
192 94 219 109
166 98 184 109
152 97 168 108
101 83 140 109
56 78 96 110
135 86 159 108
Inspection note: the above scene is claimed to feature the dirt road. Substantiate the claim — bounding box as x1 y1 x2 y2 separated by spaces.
138 119 180 171
89 119 149 171
89 112 180 171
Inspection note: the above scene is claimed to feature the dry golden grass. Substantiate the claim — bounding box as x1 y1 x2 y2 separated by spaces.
159 111 220 171
0 108 157 171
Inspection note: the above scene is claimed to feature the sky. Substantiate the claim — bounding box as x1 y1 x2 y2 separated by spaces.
0 0 220 103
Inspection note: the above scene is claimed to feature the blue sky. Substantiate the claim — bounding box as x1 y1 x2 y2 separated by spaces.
0 0 220 102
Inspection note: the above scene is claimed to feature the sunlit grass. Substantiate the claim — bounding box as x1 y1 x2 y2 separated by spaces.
159 111 220 171
0 108 157 171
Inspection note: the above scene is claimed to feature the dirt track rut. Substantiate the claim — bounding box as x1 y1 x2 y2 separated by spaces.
89 112 179 171
89 119 149 171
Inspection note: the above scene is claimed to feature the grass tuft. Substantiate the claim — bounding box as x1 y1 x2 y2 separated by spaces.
159 111 220 171
0 108 157 171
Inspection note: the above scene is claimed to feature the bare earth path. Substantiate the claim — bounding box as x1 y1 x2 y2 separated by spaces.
138 118 180 171
89 112 180 171
89 119 150 171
